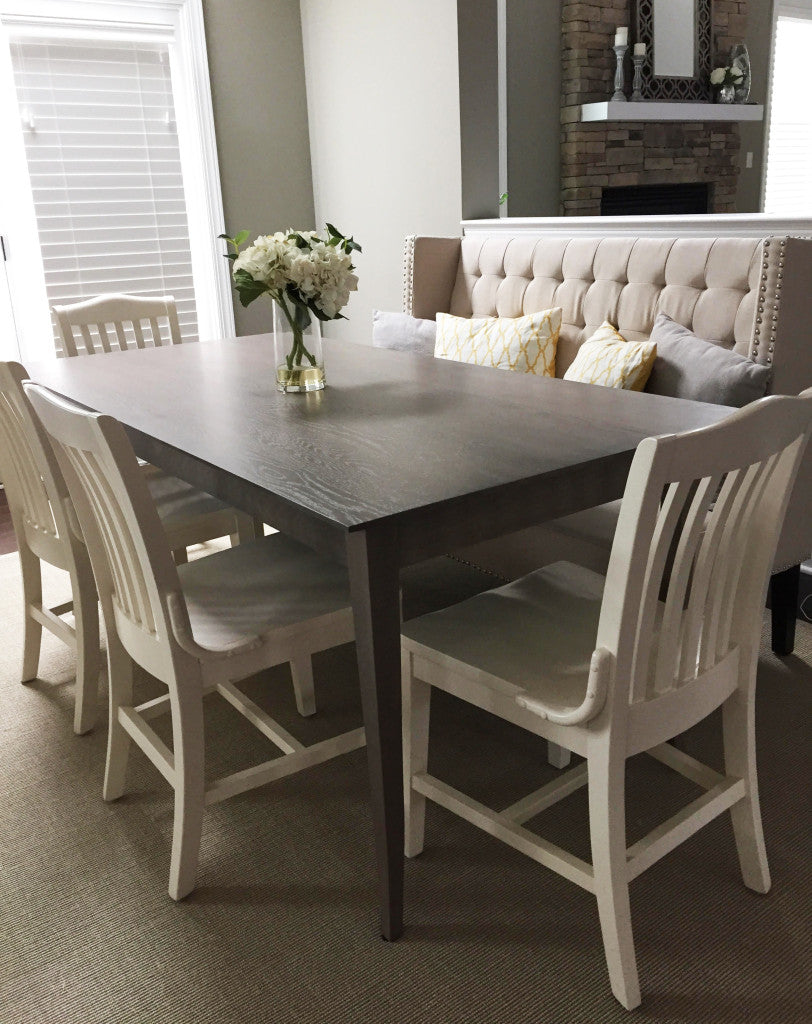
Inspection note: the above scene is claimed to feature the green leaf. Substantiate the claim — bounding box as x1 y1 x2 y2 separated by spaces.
233 268 268 307
234 229 250 246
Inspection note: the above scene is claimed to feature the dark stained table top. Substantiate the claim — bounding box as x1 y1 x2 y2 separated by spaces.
28 335 732 563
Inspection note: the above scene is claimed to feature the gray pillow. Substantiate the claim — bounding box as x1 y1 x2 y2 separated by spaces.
372 310 436 357
645 313 771 407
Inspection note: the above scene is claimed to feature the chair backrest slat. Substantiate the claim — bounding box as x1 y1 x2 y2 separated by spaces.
147 317 162 347
714 452 783 660
698 461 763 671
79 324 95 356
652 473 721 696
0 362 70 542
70 446 156 633
53 293 180 358
679 469 745 680
629 478 693 702
596 391 812 714
113 322 129 352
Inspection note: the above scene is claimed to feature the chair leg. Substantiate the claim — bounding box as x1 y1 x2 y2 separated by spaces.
103 632 134 802
19 545 43 683
588 753 641 1011
547 742 572 769
402 649 431 858
231 512 262 546
290 653 317 717
722 686 771 894
71 558 101 735
167 675 206 901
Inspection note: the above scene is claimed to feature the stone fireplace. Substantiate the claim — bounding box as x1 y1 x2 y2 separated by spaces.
560 1 748 216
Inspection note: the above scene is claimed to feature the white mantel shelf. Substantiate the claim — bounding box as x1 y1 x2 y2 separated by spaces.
581 100 764 122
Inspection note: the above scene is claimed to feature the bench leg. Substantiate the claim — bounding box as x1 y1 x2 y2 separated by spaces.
770 564 801 657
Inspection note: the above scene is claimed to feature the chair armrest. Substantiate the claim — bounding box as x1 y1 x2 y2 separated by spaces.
403 235 461 319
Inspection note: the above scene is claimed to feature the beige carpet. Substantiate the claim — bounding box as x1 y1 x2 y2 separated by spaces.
0 550 810 1024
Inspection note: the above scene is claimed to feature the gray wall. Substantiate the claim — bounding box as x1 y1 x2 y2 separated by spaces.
505 0 561 216
202 0 315 336
737 0 772 212
457 0 500 219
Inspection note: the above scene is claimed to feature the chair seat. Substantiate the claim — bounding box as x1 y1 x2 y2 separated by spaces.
146 471 232 526
552 500 621 546
177 534 352 652
402 561 605 716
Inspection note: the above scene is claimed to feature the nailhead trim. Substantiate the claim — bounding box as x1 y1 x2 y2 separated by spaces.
403 235 416 315
753 235 786 362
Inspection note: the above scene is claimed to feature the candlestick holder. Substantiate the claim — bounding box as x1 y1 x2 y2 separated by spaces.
612 44 628 101
631 53 645 101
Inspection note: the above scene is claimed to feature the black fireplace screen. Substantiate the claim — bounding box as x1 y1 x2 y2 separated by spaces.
601 183 710 216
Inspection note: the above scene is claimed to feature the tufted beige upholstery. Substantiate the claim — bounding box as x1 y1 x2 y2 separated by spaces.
403 231 812 594
447 235 761 376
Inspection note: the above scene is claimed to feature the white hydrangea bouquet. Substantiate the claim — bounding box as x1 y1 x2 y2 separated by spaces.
710 63 744 91
220 224 361 391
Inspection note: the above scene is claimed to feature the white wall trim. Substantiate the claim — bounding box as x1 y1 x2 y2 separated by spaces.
173 0 234 339
462 214 812 238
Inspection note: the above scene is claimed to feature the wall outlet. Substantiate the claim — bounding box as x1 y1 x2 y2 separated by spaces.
746 151 754 169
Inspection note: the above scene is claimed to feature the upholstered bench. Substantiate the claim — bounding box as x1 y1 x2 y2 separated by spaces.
396 230 812 655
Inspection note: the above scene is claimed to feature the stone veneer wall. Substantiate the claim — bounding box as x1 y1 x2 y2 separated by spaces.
560 1 748 216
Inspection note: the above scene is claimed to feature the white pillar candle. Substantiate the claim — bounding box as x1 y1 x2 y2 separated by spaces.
634 42 647 56
614 27 628 46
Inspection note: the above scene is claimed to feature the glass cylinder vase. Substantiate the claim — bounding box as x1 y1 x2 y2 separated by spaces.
716 84 735 104
272 298 325 393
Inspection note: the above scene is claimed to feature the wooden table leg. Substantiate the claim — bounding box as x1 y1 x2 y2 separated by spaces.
346 525 404 941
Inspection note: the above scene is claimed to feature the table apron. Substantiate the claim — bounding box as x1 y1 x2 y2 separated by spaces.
392 451 634 566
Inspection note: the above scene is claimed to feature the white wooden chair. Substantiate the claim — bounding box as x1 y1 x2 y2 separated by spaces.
51 292 259 558
0 361 98 734
53 292 182 356
0 361 266 733
401 390 812 1010
24 382 364 901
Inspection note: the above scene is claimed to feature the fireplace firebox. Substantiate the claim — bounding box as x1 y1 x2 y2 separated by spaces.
601 183 710 216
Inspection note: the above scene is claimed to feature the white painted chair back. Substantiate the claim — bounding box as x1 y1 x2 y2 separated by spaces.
0 362 74 560
599 390 812 722
53 293 182 357
0 361 103 733
24 383 183 681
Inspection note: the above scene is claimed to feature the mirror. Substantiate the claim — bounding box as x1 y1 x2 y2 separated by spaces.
633 0 711 101
652 0 695 78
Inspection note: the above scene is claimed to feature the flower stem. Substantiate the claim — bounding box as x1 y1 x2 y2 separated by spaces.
275 295 317 370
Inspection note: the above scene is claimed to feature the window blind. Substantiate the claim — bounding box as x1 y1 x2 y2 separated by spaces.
9 35 199 352
763 14 812 214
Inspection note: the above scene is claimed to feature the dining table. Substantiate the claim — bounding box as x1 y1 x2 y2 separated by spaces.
27 333 733 940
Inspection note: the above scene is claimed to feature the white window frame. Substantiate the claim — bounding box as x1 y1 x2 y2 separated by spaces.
760 0 812 213
0 0 234 362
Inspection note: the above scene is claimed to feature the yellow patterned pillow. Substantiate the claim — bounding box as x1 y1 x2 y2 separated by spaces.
563 321 656 392
434 308 561 377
